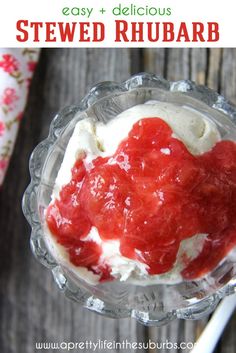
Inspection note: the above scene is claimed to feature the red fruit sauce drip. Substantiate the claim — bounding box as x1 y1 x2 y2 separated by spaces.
46 118 236 282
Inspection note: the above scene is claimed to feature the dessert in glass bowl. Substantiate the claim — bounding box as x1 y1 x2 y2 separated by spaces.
23 73 236 325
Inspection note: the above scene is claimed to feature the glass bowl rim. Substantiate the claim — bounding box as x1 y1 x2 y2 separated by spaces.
22 72 236 326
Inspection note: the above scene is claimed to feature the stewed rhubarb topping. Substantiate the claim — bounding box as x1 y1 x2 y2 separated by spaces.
46 118 236 281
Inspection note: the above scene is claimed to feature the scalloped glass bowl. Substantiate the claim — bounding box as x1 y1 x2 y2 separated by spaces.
23 73 236 326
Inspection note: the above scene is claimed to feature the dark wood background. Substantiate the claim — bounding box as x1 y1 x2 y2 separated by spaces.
0 48 236 353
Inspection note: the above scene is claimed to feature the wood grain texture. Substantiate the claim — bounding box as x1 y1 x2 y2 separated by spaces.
0 48 236 353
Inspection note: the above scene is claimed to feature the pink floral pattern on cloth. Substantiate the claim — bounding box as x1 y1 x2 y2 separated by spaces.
0 49 40 186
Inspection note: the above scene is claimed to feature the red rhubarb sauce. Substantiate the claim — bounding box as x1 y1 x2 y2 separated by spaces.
46 118 236 282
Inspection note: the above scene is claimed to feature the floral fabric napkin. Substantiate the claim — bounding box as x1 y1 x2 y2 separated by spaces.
0 48 40 186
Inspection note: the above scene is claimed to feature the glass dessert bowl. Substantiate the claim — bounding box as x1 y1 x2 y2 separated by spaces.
22 73 236 326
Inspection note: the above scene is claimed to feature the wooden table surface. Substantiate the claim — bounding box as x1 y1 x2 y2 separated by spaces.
0 48 236 353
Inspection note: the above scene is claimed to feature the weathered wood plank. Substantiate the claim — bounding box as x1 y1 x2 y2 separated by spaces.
0 48 148 353
190 48 208 85
220 49 236 105
143 49 166 76
145 48 209 85
162 48 191 81
218 311 236 353
207 48 222 91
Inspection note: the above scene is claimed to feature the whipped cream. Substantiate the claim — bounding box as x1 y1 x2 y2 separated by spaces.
46 101 221 285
